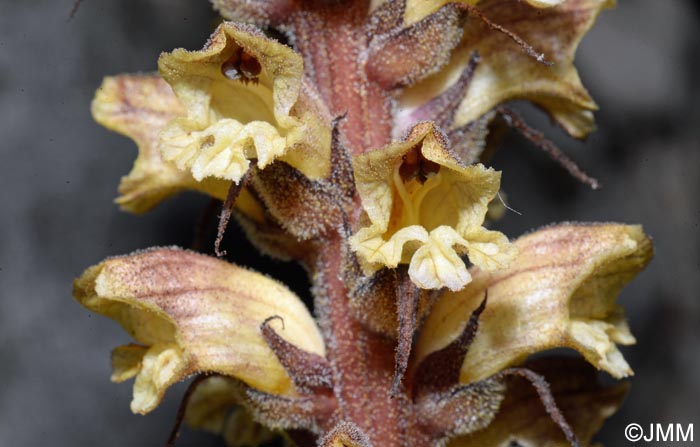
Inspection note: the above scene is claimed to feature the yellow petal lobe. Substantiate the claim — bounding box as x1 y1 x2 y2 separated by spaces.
91 74 230 212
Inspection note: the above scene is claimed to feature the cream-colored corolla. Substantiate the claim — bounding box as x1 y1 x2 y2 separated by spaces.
398 0 615 140
73 248 325 414
157 22 331 184
415 223 653 383
350 122 515 291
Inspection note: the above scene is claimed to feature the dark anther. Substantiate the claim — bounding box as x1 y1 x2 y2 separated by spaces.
215 170 252 257
221 48 261 83
413 292 488 395
458 4 553 66
399 145 441 183
165 374 210 447
498 107 600 189
239 52 262 78
496 368 581 447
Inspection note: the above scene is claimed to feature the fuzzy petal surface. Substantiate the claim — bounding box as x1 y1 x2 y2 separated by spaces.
416 223 653 382
73 247 325 413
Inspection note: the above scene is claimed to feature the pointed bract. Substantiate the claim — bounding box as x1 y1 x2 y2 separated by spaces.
449 357 629 447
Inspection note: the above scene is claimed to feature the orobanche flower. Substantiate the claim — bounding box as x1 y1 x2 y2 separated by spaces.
77 1 652 446
73 248 326 413
92 74 228 213
75 223 651 447
416 223 653 384
398 0 614 139
91 71 264 219
350 122 515 291
158 22 332 183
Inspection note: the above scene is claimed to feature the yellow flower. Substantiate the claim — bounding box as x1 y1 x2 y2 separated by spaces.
415 223 653 383
398 0 615 139
349 122 515 291
158 22 331 183
73 247 325 414
91 74 265 219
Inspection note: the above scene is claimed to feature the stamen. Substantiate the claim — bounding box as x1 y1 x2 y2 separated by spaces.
411 172 443 221
393 163 418 226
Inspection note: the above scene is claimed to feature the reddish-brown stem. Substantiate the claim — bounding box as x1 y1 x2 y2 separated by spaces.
288 2 394 154
312 234 430 446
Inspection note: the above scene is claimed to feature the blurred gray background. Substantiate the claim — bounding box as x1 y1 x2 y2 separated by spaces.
0 1 698 446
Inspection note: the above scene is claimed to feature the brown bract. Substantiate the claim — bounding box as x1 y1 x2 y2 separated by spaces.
450 357 629 447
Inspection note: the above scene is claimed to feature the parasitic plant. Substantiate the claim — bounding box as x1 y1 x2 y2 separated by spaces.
74 1 652 446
